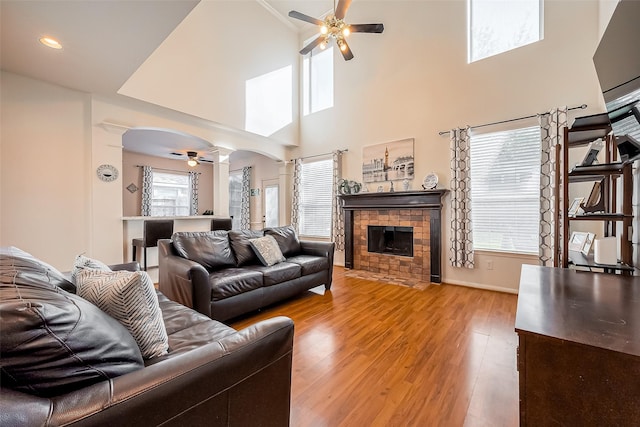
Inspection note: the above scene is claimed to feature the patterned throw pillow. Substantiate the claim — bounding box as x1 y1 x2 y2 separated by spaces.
71 254 111 284
75 269 169 359
249 235 286 267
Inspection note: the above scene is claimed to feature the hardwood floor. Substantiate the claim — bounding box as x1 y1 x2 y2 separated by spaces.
230 267 519 427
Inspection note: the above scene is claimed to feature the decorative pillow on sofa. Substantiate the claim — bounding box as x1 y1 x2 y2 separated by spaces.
71 254 111 283
172 231 236 270
264 225 301 257
75 269 169 359
0 246 144 397
249 235 286 267
229 229 264 266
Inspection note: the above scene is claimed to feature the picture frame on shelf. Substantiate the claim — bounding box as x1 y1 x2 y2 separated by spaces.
581 232 596 255
568 197 584 217
568 231 589 252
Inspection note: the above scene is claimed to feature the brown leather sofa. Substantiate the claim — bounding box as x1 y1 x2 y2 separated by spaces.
0 247 294 426
159 226 335 322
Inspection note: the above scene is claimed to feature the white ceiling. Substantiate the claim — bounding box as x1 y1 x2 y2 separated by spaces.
0 0 335 160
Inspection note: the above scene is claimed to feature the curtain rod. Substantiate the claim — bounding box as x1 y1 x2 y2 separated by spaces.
286 148 348 162
135 165 201 175
438 104 588 136
230 166 252 173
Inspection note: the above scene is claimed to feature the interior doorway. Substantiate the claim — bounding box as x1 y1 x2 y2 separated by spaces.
263 179 279 228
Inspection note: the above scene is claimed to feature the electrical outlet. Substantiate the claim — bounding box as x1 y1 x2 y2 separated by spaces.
487 260 494 270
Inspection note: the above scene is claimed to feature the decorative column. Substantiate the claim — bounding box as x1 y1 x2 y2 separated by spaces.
212 147 234 216
279 162 293 226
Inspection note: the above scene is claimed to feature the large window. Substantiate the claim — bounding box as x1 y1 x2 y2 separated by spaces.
468 0 543 63
298 158 333 238
229 171 242 230
302 42 333 116
470 126 541 254
150 171 190 217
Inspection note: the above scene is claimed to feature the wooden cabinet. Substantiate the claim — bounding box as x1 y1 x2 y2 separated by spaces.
558 113 634 273
515 265 640 426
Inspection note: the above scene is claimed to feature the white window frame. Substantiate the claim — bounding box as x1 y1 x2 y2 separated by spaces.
469 125 542 254
302 36 334 116
298 157 333 238
150 170 191 217
468 0 543 63
229 170 242 230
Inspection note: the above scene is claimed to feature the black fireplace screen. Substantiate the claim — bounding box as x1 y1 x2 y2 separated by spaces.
367 226 414 257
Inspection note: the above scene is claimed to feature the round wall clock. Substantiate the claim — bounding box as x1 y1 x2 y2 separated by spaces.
422 172 438 190
96 164 119 182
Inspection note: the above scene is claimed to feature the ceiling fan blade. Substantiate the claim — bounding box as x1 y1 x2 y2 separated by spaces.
335 0 352 20
288 10 324 26
339 39 354 61
349 23 384 33
300 36 324 55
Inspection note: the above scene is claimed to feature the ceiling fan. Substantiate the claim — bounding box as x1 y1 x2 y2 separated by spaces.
288 0 384 61
170 151 213 167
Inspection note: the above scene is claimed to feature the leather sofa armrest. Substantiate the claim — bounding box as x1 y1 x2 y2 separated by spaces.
300 240 335 289
109 261 141 272
158 239 211 317
2 316 295 427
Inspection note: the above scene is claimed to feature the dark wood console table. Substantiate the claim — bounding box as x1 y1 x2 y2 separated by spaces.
515 265 640 426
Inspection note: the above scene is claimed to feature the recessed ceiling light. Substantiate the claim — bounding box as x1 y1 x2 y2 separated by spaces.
39 37 62 49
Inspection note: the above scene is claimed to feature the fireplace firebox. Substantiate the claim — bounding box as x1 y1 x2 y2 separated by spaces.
368 226 414 257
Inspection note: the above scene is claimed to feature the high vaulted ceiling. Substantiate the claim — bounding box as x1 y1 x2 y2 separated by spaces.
0 0 337 159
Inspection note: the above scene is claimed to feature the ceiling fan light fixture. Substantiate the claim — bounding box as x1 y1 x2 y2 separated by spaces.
342 26 350 37
320 25 328 35
186 151 199 167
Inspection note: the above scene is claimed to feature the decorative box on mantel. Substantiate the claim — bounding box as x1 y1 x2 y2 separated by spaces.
339 190 448 283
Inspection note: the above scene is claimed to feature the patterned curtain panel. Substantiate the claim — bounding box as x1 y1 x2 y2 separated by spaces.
189 171 199 216
291 159 302 233
538 106 568 266
241 166 251 230
331 151 345 251
449 128 474 268
141 166 153 216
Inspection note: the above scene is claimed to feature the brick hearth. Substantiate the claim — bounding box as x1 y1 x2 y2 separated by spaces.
340 190 447 283
353 209 430 282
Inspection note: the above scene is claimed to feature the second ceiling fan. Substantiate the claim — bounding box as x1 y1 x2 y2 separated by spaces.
288 0 384 61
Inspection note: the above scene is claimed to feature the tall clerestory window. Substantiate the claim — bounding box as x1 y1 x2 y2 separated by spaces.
302 36 334 116
468 0 543 63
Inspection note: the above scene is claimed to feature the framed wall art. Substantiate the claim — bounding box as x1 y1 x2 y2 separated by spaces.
362 138 414 183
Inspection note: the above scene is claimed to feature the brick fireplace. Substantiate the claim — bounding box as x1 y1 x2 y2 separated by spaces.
340 190 448 283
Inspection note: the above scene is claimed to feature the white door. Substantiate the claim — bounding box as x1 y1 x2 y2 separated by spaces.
263 179 279 228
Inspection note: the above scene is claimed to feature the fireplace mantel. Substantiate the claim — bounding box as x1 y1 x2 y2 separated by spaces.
339 190 448 283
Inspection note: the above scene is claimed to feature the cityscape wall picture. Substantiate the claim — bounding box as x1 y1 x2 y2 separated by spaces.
362 138 414 183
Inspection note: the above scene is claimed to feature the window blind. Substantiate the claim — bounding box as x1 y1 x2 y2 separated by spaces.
229 171 242 230
150 171 190 217
470 126 541 254
299 158 333 238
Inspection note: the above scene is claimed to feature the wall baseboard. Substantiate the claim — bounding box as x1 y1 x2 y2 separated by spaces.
441 278 519 295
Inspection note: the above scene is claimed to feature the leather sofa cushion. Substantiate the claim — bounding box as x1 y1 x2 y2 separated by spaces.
1 246 76 293
265 226 301 257
146 292 236 365
247 262 302 287
229 229 264 266
0 247 144 397
286 255 329 276
172 231 235 270
209 268 264 301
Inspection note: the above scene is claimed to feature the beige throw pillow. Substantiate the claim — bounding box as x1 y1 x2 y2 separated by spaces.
76 269 169 359
249 235 286 266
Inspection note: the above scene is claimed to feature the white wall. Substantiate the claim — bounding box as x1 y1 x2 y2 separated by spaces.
1 72 91 269
119 0 300 146
297 0 606 292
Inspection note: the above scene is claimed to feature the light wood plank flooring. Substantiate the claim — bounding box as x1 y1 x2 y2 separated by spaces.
231 267 519 427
